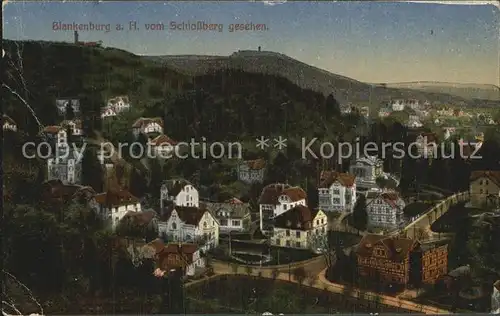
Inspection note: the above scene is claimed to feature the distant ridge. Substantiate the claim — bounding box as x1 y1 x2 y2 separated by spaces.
381 81 500 101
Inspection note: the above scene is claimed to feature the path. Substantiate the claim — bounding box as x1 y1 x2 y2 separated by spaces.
205 262 450 314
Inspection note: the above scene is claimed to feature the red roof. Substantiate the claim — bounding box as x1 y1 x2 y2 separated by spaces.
258 183 307 205
243 158 266 170
95 190 139 207
319 171 356 188
150 134 177 146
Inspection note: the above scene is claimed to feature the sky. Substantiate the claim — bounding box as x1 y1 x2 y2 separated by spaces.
3 1 499 85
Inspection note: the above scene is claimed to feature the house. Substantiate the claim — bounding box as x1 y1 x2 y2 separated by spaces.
366 190 406 229
349 155 384 192
149 134 178 157
415 132 438 159
203 201 251 233
406 115 423 128
258 183 307 233
2 115 17 131
118 209 158 237
469 171 500 208
160 179 199 208
101 106 117 118
107 95 131 113
94 190 142 229
152 241 205 276
60 119 83 137
356 234 448 287
359 106 370 118
55 99 80 116
157 205 219 251
492 280 500 313
271 206 327 250
47 146 83 184
318 171 356 212
132 117 163 136
340 105 352 115
237 158 266 184
390 100 406 111
42 125 68 148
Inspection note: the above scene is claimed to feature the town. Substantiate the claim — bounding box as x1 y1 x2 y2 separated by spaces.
3 2 500 315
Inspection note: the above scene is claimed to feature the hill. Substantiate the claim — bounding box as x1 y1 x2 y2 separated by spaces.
383 81 500 101
145 50 474 107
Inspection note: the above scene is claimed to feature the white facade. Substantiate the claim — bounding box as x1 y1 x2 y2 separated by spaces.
160 182 199 208
366 193 405 229
101 107 117 118
391 100 406 111
3 121 17 131
259 196 306 232
185 250 205 276
97 201 142 229
318 181 357 212
158 209 219 250
107 96 130 113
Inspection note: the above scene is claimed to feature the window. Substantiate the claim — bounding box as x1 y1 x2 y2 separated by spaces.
286 230 290 236
232 220 241 226
286 240 291 247
172 222 177 230
276 238 281 246
284 204 288 210
220 219 228 226
203 221 207 228
480 189 483 194
295 242 301 248
296 231 301 238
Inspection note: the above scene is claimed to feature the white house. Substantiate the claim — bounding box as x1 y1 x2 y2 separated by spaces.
366 190 406 229
492 280 500 313
157 205 219 251
149 134 178 158
406 115 423 128
132 117 163 136
55 99 80 116
160 179 199 208
101 106 117 119
149 241 205 277
107 95 131 113
237 158 266 184
271 206 328 250
47 146 83 184
349 155 384 192
60 119 83 136
258 183 307 233
94 190 142 229
2 115 17 132
390 100 406 111
318 171 357 212
203 200 251 233
42 125 68 148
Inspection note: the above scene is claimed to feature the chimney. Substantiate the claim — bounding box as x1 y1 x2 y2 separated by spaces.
258 46 261 52
74 30 79 44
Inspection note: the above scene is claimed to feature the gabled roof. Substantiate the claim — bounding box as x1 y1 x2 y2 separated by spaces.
470 171 500 187
202 201 251 219
162 179 193 197
60 119 82 129
241 158 266 170
494 280 500 291
40 179 96 203
273 205 319 231
159 205 207 226
158 243 199 268
319 171 356 188
95 190 139 207
225 197 243 204
258 183 306 205
108 95 130 105
150 134 177 146
356 234 417 261
132 117 163 128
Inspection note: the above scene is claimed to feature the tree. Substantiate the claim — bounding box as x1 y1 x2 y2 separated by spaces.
325 93 341 118
351 194 368 232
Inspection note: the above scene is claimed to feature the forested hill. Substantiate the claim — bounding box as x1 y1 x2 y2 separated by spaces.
3 39 357 142
145 51 473 106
